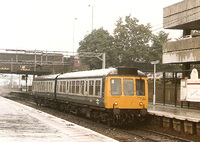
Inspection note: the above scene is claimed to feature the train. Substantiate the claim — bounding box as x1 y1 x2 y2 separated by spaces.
32 67 148 126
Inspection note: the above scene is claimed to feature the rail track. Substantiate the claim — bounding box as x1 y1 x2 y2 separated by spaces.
1 92 197 142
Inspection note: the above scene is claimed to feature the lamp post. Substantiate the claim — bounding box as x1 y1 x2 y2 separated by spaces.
88 5 93 31
151 60 160 105
73 18 77 54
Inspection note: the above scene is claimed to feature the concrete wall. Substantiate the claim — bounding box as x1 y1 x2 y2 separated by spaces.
163 0 200 29
162 36 200 64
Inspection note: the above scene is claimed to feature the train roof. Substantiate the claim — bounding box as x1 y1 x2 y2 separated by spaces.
58 68 117 79
34 67 146 80
58 67 145 79
34 74 60 80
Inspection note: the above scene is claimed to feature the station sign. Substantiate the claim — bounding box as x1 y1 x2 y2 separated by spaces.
181 68 200 102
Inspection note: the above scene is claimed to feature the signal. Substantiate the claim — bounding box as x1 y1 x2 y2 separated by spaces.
22 75 26 80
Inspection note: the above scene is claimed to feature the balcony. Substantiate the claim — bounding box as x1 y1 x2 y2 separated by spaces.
163 0 200 29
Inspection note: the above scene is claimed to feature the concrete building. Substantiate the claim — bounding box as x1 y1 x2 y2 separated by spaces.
163 0 200 77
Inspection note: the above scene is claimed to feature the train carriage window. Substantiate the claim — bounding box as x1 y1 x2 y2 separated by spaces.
38 82 40 91
37 82 38 91
85 81 88 95
60 81 63 92
72 81 75 93
66 81 69 93
63 81 66 93
40 82 42 91
51 82 53 92
43 82 46 92
46 82 48 92
111 78 121 96
42 82 44 92
76 81 79 94
40 82 41 91
69 81 72 93
36 82 38 91
49 82 50 92
37 82 39 91
95 80 101 96
89 80 94 95
56 81 60 92
48 82 50 92
136 79 145 96
123 79 134 96
41 82 43 91
80 81 84 95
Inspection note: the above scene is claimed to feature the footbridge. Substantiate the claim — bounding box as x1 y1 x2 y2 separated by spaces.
0 49 71 75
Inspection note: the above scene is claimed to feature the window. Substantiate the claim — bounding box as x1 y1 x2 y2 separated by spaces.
56 81 59 92
42 82 44 91
123 79 134 96
89 80 94 95
60 81 63 92
50 82 54 92
76 81 79 94
136 79 145 96
63 81 66 93
66 81 69 93
85 81 88 95
95 80 101 96
111 78 121 96
40 82 42 91
80 81 84 95
47 82 49 92
69 81 72 93
72 81 75 93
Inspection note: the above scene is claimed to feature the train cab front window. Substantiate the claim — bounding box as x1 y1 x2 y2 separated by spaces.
136 79 145 96
123 79 134 96
111 78 121 96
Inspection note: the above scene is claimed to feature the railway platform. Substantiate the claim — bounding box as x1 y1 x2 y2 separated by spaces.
0 96 117 142
148 104 200 135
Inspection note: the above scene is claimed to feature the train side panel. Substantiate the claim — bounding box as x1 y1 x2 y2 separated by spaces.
33 77 106 108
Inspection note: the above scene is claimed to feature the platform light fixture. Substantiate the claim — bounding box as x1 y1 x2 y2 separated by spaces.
151 60 160 105
88 5 94 31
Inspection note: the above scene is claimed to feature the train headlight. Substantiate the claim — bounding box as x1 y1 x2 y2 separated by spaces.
139 102 143 106
114 102 118 105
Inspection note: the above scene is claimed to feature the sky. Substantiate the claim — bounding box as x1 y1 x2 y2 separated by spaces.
0 0 183 53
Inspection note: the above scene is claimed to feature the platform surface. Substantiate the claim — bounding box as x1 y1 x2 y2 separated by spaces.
148 104 200 122
0 96 117 142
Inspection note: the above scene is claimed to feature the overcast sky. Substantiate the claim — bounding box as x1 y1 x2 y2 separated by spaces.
0 0 183 53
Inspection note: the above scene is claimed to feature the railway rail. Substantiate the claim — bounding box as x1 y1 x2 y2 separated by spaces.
1 92 197 142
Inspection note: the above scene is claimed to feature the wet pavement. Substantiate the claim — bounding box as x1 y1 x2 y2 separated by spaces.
148 104 200 122
0 96 117 142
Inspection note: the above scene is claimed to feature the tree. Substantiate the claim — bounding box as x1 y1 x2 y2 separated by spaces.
149 30 170 62
113 15 152 67
150 31 182 71
78 28 114 69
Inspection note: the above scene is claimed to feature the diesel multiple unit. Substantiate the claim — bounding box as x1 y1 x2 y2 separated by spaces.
32 67 148 126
